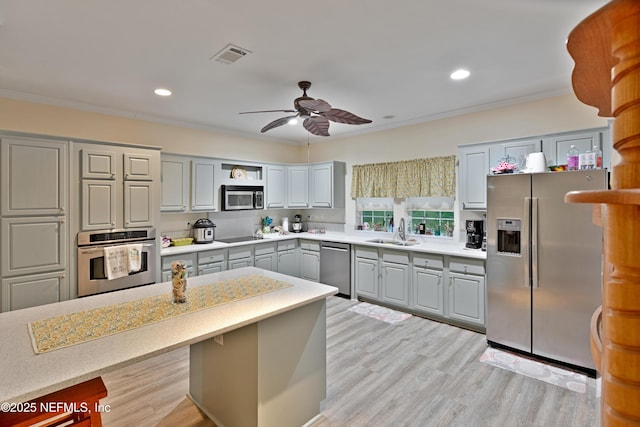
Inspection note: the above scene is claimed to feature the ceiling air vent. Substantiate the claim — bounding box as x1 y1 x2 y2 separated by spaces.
211 44 251 64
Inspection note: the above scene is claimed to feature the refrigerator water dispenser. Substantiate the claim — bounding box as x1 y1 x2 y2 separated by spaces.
497 219 521 255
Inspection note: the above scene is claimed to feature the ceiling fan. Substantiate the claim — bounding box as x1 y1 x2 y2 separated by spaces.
239 81 372 136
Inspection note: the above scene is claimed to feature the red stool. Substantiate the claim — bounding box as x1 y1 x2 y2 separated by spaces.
0 377 108 427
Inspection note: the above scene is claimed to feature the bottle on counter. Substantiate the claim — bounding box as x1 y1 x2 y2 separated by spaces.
592 145 603 169
579 148 594 170
567 145 579 170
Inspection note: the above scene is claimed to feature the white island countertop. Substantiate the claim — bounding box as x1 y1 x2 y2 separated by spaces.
0 267 337 404
162 231 487 260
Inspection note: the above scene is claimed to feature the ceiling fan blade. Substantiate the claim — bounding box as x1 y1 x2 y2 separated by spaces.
239 109 297 114
303 116 330 136
320 108 372 125
298 99 332 113
260 115 298 133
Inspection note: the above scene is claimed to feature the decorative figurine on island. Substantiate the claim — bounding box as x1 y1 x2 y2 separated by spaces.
171 260 188 303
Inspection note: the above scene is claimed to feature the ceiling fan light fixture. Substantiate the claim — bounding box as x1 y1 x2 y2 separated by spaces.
288 118 298 125
450 69 470 80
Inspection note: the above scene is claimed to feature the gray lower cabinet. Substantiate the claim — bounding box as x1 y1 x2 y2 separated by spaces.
447 257 485 327
381 250 409 306
197 249 227 275
411 254 445 317
254 242 277 271
355 246 379 299
300 240 320 282
228 246 254 270
277 240 298 277
161 253 197 282
2 271 67 312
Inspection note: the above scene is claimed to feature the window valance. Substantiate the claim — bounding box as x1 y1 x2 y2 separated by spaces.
350 155 456 199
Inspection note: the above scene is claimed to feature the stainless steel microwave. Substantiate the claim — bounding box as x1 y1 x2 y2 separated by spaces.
221 185 264 211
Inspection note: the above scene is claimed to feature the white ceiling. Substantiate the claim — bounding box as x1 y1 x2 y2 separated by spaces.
0 0 608 144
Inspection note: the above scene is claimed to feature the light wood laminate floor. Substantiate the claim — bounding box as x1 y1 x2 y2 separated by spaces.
101 296 597 426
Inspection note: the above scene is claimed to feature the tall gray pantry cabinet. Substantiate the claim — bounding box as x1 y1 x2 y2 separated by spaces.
1 136 69 311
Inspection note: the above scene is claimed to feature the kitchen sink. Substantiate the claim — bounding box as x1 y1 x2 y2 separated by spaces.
365 238 420 246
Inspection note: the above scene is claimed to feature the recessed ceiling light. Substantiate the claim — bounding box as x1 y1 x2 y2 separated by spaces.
450 69 470 80
154 88 172 97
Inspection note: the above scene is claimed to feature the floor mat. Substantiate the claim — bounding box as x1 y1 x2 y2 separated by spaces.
480 347 587 393
348 302 412 324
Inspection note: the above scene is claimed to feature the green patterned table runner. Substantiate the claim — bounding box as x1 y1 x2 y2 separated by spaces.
28 275 291 354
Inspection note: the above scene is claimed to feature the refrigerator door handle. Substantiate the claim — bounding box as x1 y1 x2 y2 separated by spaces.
531 197 539 288
524 197 531 288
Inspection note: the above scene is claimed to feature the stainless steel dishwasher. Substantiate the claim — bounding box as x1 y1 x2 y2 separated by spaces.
320 241 351 298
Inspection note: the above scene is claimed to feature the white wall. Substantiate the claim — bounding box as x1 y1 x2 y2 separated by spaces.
304 93 608 231
0 93 609 238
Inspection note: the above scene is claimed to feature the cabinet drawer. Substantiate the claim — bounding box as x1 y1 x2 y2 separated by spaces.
413 253 444 270
228 246 253 260
355 246 378 260
277 240 296 251
382 249 409 265
300 240 320 251
198 249 226 265
161 253 196 271
254 242 276 256
449 257 485 275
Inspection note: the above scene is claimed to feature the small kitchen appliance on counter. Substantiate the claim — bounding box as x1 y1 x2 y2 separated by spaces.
192 218 215 243
465 220 484 249
292 214 304 233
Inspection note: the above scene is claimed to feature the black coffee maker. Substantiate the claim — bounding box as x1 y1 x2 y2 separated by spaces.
465 220 484 249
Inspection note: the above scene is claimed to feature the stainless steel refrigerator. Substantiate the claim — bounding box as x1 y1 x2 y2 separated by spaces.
486 169 606 372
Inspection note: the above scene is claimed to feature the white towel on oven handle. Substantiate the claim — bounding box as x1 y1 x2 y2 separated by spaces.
127 243 143 273
103 246 129 280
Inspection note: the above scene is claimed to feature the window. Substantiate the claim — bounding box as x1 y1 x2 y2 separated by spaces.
356 198 394 231
406 196 454 237
409 210 454 236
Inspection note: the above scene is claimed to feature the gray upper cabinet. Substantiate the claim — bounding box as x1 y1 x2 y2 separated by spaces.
190 158 217 211
124 181 153 228
489 138 542 171
265 165 286 209
124 153 153 181
309 161 345 208
1 136 68 217
78 145 159 230
458 144 489 210
160 154 217 213
457 127 610 212
287 165 309 208
81 149 116 179
542 129 606 168
82 179 117 230
160 155 190 212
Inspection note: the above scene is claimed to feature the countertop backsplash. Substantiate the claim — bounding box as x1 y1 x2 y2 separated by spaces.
160 208 347 240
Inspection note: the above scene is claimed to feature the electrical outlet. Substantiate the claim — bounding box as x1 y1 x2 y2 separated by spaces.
214 335 223 345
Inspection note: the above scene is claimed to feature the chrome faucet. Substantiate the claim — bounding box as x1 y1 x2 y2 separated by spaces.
398 217 406 241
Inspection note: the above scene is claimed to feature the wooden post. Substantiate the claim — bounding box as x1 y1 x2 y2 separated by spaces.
566 0 640 425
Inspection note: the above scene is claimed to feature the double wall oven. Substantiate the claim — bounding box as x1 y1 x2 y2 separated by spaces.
77 228 157 297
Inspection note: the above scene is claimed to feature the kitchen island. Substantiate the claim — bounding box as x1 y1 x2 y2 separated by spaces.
0 267 337 427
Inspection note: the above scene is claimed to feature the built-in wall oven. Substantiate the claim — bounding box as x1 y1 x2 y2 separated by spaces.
77 228 157 297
